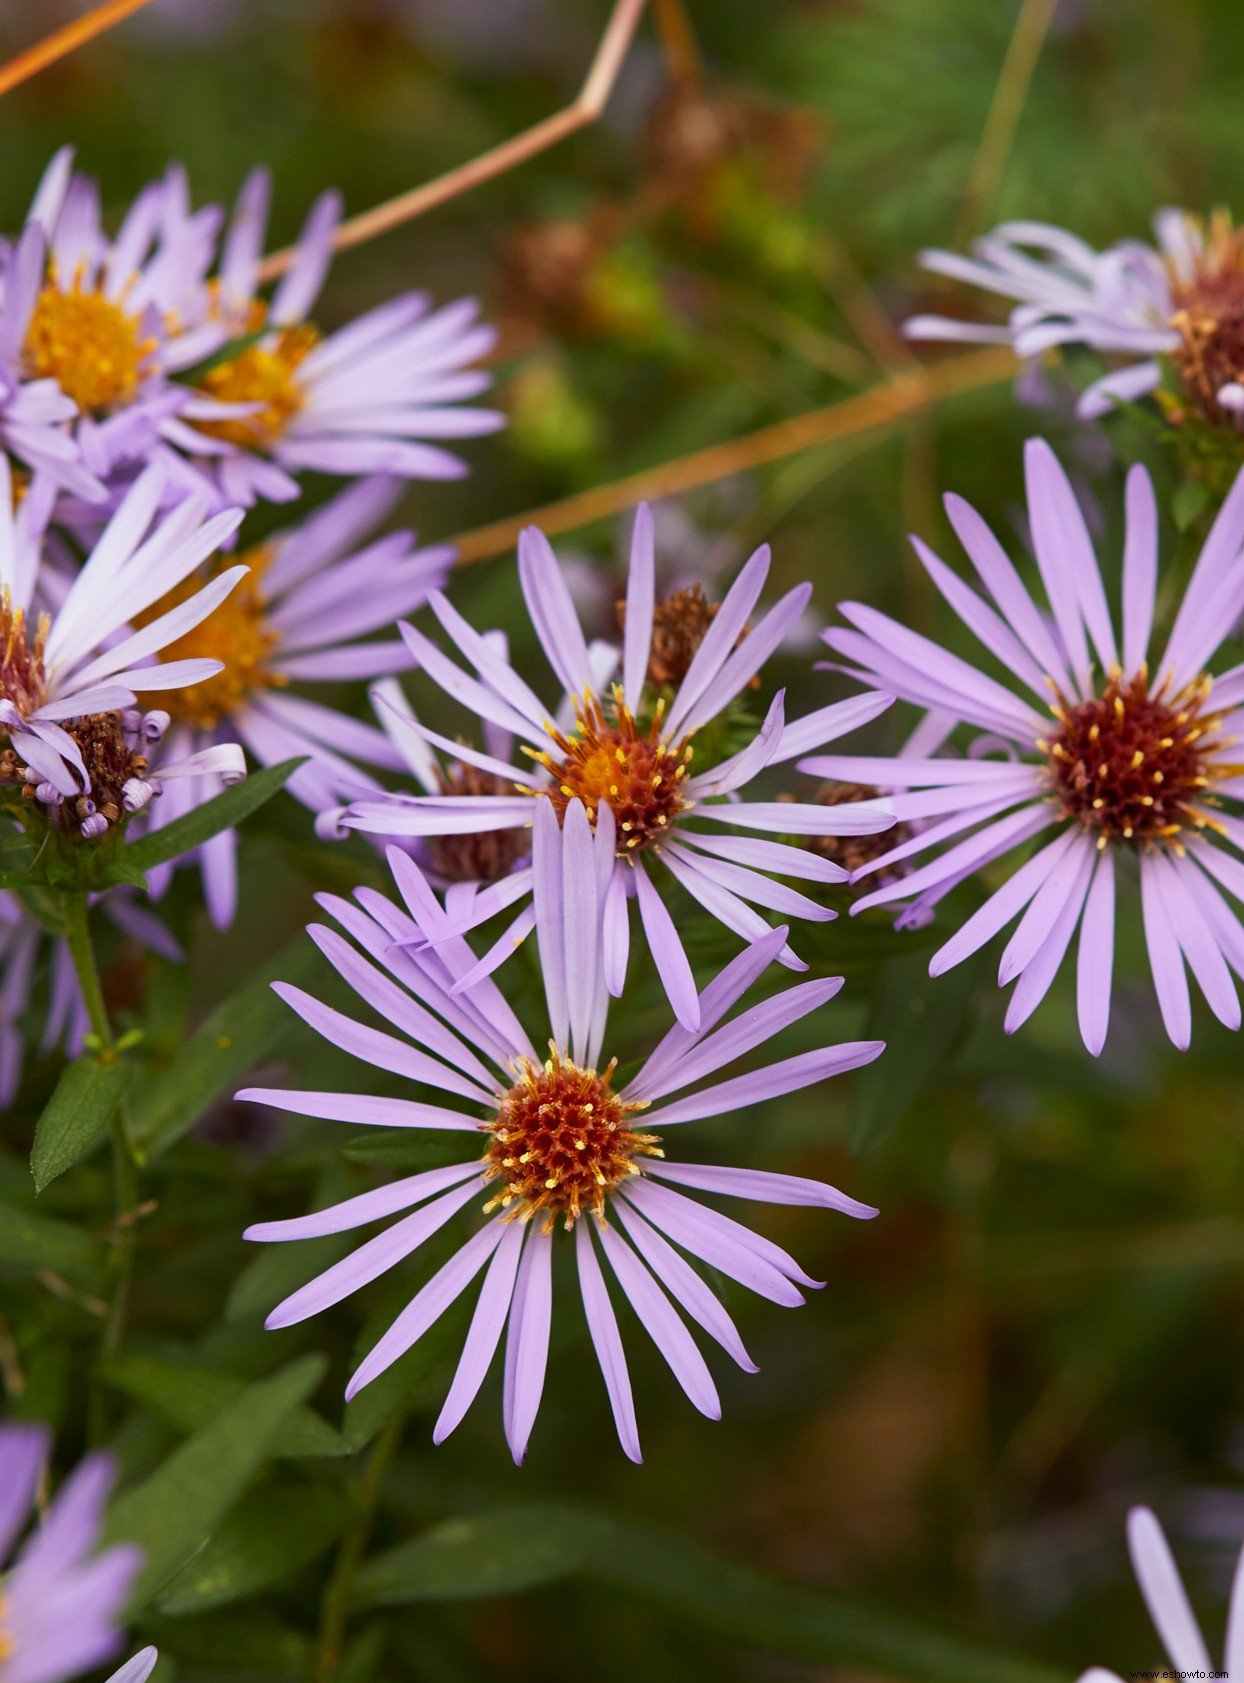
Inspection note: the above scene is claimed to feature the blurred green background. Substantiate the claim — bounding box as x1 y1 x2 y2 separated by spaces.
6 1 1244 1678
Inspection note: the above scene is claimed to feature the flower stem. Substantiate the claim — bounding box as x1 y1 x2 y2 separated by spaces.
61 890 112 1049
63 891 138 1433
314 1411 408 1682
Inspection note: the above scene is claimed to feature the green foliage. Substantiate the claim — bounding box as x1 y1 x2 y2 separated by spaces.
30 1054 130 1191
357 1506 1070 1683
102 1356 327 1610
118 757 307 879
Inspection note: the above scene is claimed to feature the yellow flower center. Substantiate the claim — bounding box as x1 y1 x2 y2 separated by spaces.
526 689 693 853
24 271 154 413
193 324 319 450
482 1048 659 1230
138 546 284 731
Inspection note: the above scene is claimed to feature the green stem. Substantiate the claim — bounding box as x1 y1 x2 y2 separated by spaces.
63 892 138 1431
61 890 113 1049
315 1411 407 1682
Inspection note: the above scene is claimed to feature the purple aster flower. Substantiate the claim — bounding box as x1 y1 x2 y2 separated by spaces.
129 475 450 927
326 504 894 1029
804 438 1244 1054
158 168 505 508
241 798 882 1463
0 458 245 813
1077 1506 1243 1682
0 1421 142 1683
3 149 225 488
906 210 1244 424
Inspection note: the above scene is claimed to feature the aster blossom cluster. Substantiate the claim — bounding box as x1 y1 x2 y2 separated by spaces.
5 31 1244 1683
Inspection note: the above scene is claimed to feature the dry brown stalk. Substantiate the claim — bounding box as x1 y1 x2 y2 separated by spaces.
0 0 158 100
451 344 1016 564
257 0 650 283
956 0 1060 245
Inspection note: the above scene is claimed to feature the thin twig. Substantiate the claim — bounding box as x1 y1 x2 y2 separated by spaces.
955 0 1060 245
813 235 918 372
258 0 650 283
652 0 702 88
0 0 158 100
451 345 1016 563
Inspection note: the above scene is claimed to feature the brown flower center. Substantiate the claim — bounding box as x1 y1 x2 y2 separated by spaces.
1043 668 1237 844
432 765 531 882
529 691 692 853
1168 213 1244 422
193 323 319 450
618 582 719 690
136 547 283 731
482 1049 659 1229
801 780 909 879
0 593 47 718
24 270 155 413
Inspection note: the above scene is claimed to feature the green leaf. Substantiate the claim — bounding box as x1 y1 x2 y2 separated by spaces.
128 929 323 1156
356 1507 1070 1683
340 1130 470 1170
591 1517 1070 1683
30 1055 129 1191
155 1483 350 1614
103 1354 349 1458
0 1195 103 1282
102 1354 326 1610
355 1506 613 1605
1172 478 1210 531
118 757 306 875
849 946 987 1153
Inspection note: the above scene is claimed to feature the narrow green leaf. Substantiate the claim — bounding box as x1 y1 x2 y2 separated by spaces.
354 1506 613 1604
591 1517 1070 1683
102 1354 325 1610
30 1055 129 1191
155 1484 350 1614
0 1195 103 1282
849 946 986 1152
340 1130 469 1170
103 1354 349 1458
128 930 323 1156
356 1506 1070 1683
119 757 306 875
1172 479 1210 531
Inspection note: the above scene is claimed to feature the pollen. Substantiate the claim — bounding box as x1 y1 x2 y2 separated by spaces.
481 1047 660 1230
539 688 691 852
1044 667 1238 845
135 546 283 731
193 319 319 451
0 591 48 718
24 270 155 413
1167 211 1244 423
